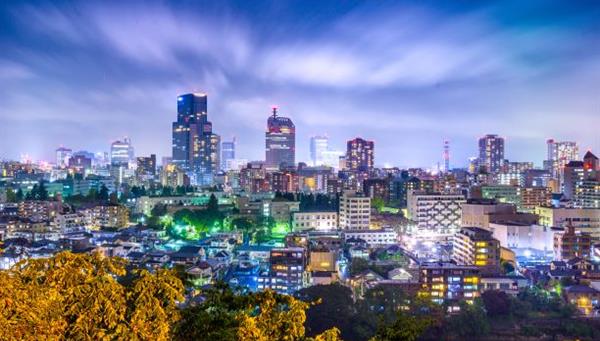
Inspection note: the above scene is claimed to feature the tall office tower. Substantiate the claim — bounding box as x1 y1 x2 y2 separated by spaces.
111 137 133 167
443 140 450 173
346 137 374 172
310 136 328 166
265 107 295 169
171 93 216 185
55 147 72 169
210 133 220 175
136 154 156 183
545 139 579 179
221 138 236 171
478 134 504 173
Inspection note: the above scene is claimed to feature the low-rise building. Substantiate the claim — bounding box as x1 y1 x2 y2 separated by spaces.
343 228 398 246
554 225 592 261
419 263 480 306
292 211 338 231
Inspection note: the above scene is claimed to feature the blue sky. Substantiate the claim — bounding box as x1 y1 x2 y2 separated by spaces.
1 0 599 168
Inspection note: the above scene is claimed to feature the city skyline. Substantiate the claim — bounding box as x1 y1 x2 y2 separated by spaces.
1 1 600 167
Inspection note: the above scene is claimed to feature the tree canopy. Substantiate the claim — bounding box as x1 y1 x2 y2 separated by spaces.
0 251 184 340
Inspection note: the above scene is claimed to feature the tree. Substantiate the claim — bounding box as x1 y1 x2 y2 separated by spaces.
98 185 109 202
444 301 490 338
481 290 512 317
207 194 219 213
15 188 24 202
297 283 355 339
0 251 184 340
371 297 441 341
237 290 341 341
349 258 370 277
372 198 385 212
5 188 17 202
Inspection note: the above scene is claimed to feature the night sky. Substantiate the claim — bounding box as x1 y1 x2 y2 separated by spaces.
1 0 599 168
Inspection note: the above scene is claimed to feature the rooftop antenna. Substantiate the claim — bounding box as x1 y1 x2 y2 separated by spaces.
271 105 278 117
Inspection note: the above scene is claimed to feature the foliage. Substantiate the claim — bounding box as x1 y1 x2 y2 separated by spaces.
481 290 512 317
0 251 184 340
24 180 49 200
237 290 341 341
371 296 442 341
444 301 490 338
176 283 340 341
371 197 385 212
297 283 355 339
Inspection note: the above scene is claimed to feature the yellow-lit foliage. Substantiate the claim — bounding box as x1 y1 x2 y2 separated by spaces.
237 290 341 341
0 251 184 340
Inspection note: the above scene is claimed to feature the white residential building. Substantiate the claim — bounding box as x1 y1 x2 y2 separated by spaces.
338 191 371 230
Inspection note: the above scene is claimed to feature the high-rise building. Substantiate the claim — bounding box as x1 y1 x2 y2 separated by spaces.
338 190 371 230
110 138 133 167
265 107 295 169
443 140 450 173
478 134 504 173
171 93 217 185
210 133 220 175
310 136 328 166
55 147 72 169
136 154 156 180
545 139 579 180
346 137 374 172
221 138 236 171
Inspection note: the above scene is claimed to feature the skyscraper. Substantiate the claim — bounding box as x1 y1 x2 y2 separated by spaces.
210 133 221 175
55 147 72 169
478 134 504 173
443 140 450 173
221 138 236 171
111 137 133 167
265 107 295 169
346 137 374 172
171 93 217 185
310 136 328 166
545 139 579 181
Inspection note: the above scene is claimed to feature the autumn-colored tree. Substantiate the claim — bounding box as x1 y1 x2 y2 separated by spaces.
0 251 184 340
237 290 341 341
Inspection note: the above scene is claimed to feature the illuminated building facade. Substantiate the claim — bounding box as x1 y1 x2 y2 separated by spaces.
544 139 579 181
310 135 328 166
221 139 235 171
136 154 156 180
452 227 501 269
478 134 504 173
171 93 216 185
266 247 307 295
110 138 134 167
554 224 591 261
407 191 466 240
292 211 338 231
55 147 72 169
346 137 374 172
338 191 371 230
265 107 295 169
419 263 480 305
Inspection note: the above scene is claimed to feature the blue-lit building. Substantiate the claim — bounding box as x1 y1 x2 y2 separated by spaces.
171 93 218 186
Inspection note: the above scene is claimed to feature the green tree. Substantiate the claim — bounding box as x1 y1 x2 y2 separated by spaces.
444 301 490 338
15 188 24 202
98 185 109 202
5 188 17 202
